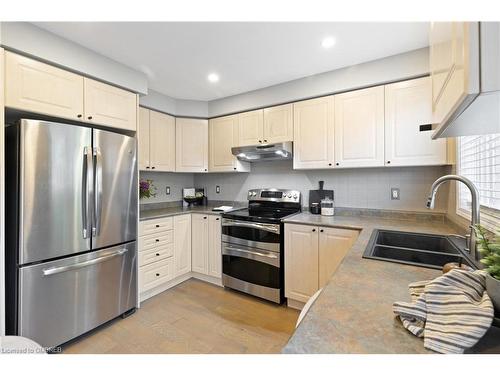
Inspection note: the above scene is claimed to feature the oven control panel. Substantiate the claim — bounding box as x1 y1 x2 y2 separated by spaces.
247 188 301 203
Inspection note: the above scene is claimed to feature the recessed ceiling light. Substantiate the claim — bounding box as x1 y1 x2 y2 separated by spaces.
207 73 219 83
321 37 336 49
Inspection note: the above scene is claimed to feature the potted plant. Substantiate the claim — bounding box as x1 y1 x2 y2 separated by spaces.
139 178 157 199
474 224 500 311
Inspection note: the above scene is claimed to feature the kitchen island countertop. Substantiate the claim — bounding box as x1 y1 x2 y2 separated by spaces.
281 212 500 354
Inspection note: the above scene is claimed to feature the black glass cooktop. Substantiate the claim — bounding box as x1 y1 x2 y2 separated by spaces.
222 207 300 223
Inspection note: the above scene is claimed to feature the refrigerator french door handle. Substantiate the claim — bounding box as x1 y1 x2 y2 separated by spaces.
92 147 103 237
81 147 92 239
42 248 128 276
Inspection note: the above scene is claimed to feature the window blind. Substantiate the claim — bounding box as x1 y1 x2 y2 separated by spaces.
457 134 500 223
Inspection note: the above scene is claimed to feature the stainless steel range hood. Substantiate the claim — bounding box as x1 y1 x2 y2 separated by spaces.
433 22 500 138
232 142 293 162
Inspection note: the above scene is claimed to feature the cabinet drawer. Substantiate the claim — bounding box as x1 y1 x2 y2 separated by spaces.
139 231 173 251
138 243 173 267
139 258 174 292
139 217 173 236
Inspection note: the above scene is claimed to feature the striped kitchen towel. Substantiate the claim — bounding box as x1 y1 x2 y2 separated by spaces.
393 269 494 354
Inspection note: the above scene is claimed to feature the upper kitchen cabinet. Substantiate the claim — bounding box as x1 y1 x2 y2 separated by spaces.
429 22 480 136
334 86 384 168
150 110 176 171
176 118 208 172
5 52 138 132
138 107 176 172
83 78 137 131
5 51 84 121
263 104 293 144
238 109 264 146
209 115 250 172
138 107 151 170
293 96 335 169
385 77 447 166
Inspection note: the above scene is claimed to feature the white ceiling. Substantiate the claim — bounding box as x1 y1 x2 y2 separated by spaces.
34 22 429 101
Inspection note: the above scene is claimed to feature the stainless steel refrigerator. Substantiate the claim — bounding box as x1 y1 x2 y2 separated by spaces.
5 119 138 349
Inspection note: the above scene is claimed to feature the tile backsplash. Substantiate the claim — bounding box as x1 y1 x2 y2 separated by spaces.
193 161 450 212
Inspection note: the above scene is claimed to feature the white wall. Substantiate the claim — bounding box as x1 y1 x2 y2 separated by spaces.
139 172 194 204
208 48 429 117
139 89 208 118
194 161 450 213
0 22 148 94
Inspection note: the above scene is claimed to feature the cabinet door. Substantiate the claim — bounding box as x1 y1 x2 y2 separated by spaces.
173 214 192 277
263 104 293 143
385 77 447 166
150 110 176 172
138 107 150 170
334 86 384 168
293 96 335 170
430 22 455 112
191 214 209 275
5 52 84 121
83 78 137 131
209 115 250 172
318 227 358 288
176 118 208 172
238 109 264 146
285 224 319 303
208 215 222 278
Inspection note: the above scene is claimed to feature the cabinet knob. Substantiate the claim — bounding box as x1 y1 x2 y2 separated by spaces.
77 114 82 118
233 167 237 170
203 216 207 219
146 166 150 169
328 163 332 166
312 228 316 232
264 139 268 143
336 162 339 166
156 253 160 256
156 273 160 277
258 140 262 143
387 160 391 164
155 224 160 228
204 168 207 171
87 116 93 120
216 218 219 221
155 239 159 242
320 229 324 233
151 166 156 169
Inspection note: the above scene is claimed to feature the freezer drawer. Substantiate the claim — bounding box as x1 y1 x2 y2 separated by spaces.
18 242 137 349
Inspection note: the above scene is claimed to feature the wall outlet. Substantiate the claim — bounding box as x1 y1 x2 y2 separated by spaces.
166 186 170 195
391 188 400 200
216 185 221 194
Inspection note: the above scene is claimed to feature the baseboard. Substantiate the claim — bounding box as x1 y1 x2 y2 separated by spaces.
287 299 305 310
139 272 222 303
191 272 222 286
139 273 192 302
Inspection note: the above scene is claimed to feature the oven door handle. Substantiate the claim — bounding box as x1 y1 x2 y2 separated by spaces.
222 220 280 234
223 245 280 267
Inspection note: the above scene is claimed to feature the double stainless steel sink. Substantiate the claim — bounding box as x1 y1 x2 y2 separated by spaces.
363 230 476 270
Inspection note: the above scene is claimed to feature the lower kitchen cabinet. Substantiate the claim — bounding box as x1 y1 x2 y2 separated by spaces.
191 214 222 277
173 214 192 277
285 223 358 306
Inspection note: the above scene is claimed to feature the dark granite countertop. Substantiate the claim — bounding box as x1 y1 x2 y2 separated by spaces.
140 202 245 221
282 212 500 354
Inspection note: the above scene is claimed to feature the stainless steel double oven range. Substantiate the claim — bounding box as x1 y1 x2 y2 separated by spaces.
221 189 301 303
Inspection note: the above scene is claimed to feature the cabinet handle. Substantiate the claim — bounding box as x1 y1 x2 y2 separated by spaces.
233 167 237 170
155 239 159 242
320 229 324 233
151 166 156 169
77 114 82 118
156 253 160 256
258 140 262 143
312 228 316 232
328 163 332 166
387 161 391 164
156 273 160 277
87 116 93 120
155 224 160 228
204 168 207 171
336 162 340 166
203 216 207 219
264 139 268 143
146 166 150 169
216 218 219 221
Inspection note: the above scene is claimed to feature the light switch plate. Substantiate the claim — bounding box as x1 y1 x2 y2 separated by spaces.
166 186 170 195
391 188 400 200
216 185 221 194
